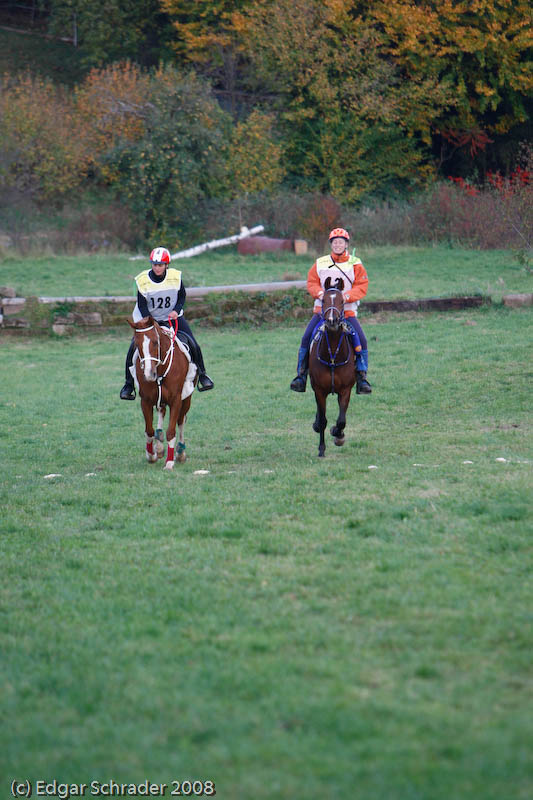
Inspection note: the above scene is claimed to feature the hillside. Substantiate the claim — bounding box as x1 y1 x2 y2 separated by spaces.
0 27 87 84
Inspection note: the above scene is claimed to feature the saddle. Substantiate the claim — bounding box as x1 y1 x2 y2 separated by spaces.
312 321 360 351
172 329 194 356
161 325 195 361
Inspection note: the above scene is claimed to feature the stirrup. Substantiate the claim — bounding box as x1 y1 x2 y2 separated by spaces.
290 375 307 392
120 383 136 400
197 373 214 392
356 372 372 394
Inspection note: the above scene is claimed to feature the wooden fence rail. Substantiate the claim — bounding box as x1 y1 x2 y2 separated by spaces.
3 282 529 334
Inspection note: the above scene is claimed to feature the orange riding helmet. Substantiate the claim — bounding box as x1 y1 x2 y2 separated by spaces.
328 227 350 241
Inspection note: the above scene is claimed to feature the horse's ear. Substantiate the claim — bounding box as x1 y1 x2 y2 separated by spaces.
324 277 332 290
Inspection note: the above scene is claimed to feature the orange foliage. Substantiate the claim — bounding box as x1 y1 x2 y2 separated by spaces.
74 61 151 173
0 72 91 202
371 0 533 133
160 0 250 63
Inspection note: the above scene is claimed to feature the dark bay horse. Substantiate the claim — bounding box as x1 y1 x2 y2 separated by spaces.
128 316 197 469
309 288 358 457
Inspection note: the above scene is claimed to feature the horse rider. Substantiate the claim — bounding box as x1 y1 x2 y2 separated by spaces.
119 246 214 400
290 227 372 394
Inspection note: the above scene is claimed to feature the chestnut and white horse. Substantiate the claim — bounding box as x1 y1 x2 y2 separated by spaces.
128 316 197 469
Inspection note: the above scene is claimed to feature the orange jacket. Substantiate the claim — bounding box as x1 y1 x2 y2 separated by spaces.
307 251 368 317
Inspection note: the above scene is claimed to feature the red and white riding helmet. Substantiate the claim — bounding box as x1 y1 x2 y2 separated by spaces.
328 227 350 241
150 246 171 265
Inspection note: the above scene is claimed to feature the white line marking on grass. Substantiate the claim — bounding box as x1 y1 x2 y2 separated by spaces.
368 465 378 469
495 458 508 462
193 470 210 475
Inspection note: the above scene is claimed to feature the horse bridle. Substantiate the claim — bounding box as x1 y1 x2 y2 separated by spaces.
136 323 175 378
316 289 351 392
322 288 345 327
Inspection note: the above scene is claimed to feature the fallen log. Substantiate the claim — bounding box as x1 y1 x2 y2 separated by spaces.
129 225 265 261
363 296 490 313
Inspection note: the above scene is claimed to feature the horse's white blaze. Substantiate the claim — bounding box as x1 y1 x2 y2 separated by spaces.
143 334 156 381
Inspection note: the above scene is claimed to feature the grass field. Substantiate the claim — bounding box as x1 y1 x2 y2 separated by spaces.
1 297 532 798
0 246 530 303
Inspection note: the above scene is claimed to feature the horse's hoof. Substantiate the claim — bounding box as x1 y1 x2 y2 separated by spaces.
334 437 345 447
146 454 157 463
164 460 175 470
176 452 186 463
318 452 325 457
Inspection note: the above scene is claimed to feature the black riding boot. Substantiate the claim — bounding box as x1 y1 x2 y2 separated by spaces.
290 346 309 392
356 370 372 394
187 337 214 391
119 339 136 400
355 348 372 394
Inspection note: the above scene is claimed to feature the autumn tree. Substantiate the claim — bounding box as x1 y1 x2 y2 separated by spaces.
226 110 285 196
0 72 91 203
74 57 287 236
100 66 232 241
74 61 152 179
371 0 533 170
159 0 253 112
232 0 452 201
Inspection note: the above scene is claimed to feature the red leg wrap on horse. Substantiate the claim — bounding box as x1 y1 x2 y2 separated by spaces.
167 447 175 463
146 441 153 455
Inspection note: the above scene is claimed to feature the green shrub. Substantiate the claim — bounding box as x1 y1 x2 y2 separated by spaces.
102 67 231 243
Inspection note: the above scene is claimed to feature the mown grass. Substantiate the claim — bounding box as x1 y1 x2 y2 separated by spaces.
0 246 530 303
1 304 532 799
